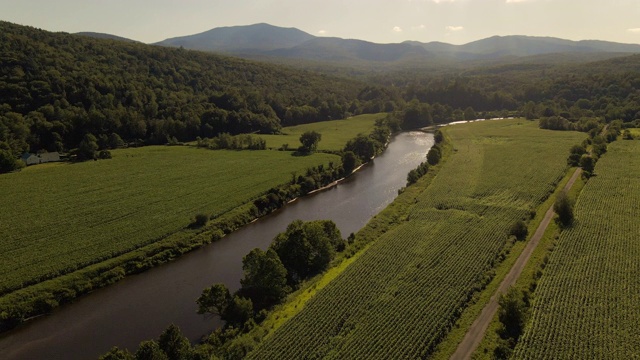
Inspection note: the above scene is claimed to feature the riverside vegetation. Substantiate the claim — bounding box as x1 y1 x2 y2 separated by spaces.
0 113 396 331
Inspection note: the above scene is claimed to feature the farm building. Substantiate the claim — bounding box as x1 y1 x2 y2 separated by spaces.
40 152 61 163
20 152 62 166
21 153 40 166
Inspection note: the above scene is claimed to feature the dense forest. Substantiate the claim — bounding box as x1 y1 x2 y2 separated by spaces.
2 20 640 169
0 21 382 158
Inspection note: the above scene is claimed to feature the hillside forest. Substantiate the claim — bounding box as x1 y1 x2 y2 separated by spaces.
2 20 640 174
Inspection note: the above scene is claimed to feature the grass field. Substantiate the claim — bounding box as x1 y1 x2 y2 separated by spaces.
260 113 384 151
246 119 584 359
0 147 339 296
513 140 640 359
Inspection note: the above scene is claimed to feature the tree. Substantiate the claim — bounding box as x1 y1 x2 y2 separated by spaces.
426 145 442 165
299 131 321 153
271 220 337 286
433 129 444 144
108 133 125 149
157 324 191 360
497 287 529 340
341 151 360 175
77 133 99 161
567 144 587 166
344 134 376 162
579 154 595 176
554 191 574 227
225 296 254 326
463 106 477 120
197 283 231 318
135 341 168 360
0 149 24 174
99 347 134 360
238 248 289 310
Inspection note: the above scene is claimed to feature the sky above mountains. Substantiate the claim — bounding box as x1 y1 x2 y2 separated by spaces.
2 0 639 45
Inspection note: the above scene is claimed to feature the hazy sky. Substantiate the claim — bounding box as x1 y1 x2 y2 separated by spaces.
2 0 639 45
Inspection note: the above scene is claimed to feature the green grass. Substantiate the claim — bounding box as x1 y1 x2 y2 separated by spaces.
260 113 385 151
246 119 585 359
628 128 640 137
513 140 640 359
0 146 339 295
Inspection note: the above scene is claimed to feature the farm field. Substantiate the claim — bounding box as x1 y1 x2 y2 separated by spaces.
260 113 384 151
0 147 339 296
514 140 640 359
246 119 584 359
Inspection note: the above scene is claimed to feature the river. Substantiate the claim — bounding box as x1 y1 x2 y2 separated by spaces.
0 131 434 360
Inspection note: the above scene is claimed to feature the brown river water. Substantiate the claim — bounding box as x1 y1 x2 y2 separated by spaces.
0 131 433 360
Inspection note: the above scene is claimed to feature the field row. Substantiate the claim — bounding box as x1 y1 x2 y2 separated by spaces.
0 147 339 295
514 140 640 359
247 120 584 359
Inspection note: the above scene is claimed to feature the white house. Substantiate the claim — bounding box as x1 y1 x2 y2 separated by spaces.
39 152 60 163
20 152 62 166
21 153 40 166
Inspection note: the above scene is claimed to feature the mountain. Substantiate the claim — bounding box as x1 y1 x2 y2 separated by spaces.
75 32 138 43
154 23 314 52
413 35 640 59
269 37 429 62
153 24 640 64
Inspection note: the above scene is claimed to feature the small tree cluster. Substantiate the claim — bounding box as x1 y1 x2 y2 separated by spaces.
99 324 195 360
567 144 587 166
196 219 344 329
298 131 321 153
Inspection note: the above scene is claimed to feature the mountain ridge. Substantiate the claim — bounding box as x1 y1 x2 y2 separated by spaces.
153 23 640 63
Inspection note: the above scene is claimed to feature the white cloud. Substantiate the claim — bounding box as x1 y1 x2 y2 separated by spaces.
506 0 531 3
628 28 640 33
446 25 464 32
393 26 403 32
318 30 327 35
431 0 456 3
412 24 426 30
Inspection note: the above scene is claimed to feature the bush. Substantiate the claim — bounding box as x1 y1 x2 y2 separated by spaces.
426 145 442 165
193 213 210 227
509 220 528 241
98 150 112 159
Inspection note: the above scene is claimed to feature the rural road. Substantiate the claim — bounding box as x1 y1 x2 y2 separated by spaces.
450 167 582 360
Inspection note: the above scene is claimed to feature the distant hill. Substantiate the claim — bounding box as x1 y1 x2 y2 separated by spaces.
153 24 640 64
75 32 138 43
154 23 314 52
269 37 429 62
411 35 640 59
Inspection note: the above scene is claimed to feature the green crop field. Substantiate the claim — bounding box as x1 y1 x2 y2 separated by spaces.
514 140 640 359
0 147 339 296
246 120 584 359
260 113 384 151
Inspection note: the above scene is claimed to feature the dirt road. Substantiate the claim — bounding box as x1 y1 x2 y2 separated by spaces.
450 168 582 360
